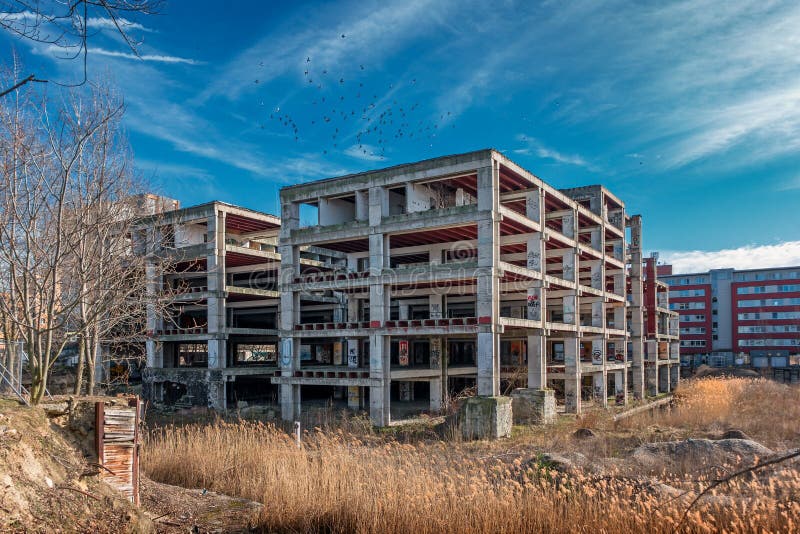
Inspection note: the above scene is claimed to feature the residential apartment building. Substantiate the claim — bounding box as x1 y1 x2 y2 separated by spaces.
660 264 800 370
137 150 678 424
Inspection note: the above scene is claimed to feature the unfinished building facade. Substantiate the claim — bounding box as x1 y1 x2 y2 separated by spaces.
277 149 669 426
642 254 681 394
135 150 679 423
135 201 341 409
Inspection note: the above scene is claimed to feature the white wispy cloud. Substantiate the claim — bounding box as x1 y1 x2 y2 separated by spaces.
126 109 270 176
599 1 800 169
515 134 593 168
91 47 203 65
86 17 152 33
660 241 800 274
344 143 385 161
778 176 800 191
663 80 800 169
0 10 37 21
198 0 453 103
136 160 222 200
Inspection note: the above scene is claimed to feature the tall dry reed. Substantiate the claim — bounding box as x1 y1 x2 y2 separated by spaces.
620 377 800 449
143 378 800 533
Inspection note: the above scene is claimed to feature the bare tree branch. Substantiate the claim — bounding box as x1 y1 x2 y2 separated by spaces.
0 73 46 98
677 448 800 529
0 0 161 94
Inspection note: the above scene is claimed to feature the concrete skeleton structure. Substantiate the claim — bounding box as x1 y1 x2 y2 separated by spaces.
137 150 680 425
135 201 342 409
641 255 681 396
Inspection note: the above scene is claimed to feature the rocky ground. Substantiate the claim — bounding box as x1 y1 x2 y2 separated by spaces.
141 479 261 533
0 398 262 533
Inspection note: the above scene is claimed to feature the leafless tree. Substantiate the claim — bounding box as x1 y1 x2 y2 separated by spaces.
58 83 148 395
0 70 174 402
0 0 162 97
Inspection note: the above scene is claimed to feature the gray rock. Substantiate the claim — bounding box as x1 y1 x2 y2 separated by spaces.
633 438 773 471
718 429 751 440
573 428 596 439
535 452 588 474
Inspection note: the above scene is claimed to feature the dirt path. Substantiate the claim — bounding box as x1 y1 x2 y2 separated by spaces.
141 478 261 533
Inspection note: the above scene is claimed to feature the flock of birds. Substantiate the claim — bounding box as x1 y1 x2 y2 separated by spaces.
256 33 455 160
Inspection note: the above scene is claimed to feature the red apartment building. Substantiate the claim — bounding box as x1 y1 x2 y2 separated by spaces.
732 276 800 364
659 264 800 373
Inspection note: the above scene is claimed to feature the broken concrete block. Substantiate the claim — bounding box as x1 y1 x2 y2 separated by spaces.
459 396 512 440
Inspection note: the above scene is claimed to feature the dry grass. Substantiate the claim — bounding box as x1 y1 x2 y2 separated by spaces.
143 378 800 533
618 377 800 449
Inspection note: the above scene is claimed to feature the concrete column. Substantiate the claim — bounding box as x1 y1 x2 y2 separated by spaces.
525 187 543 223
669 364 680 391
206 210 227 410
592 296 608 408
429 336 443 412
613 273 625 297
645 340 659 397
145 259 163 368
398 302 409 320
207 210 227 369
593 372 607 407
562 212 575 239
613 303 626 331
614 370 627 405
564 336 581 414
428 244 444 266
279 201 301 421
591 337 607 407
527 284 544 323
628 215 645 400
368 219 391 425
590 227 602 252
369 186 385 226
279 337 301 419
562 249 576 283
590 261 603 290
591 338 605 364
525 188 546 275
429 293 443 319
347 386 362 410
355 190 369 221
527 334 546 388
563 293 578 326
476 329 498 396
429 379 442 412
476 163 500 397
369 333 390 425
659 365 670 394
347 298 360 322
591 301 604 328
345 338 362 409
526 231 545 274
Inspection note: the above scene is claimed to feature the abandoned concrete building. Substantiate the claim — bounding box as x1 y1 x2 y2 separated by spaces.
137 149 679 425
135 202 341 410
641 254 681 394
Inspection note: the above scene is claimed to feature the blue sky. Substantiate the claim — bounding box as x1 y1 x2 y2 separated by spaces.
3 0 800 272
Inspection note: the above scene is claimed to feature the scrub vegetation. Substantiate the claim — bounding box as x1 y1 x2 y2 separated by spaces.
143 377 800 533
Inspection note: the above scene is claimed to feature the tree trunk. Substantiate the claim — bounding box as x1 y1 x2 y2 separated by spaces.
73 335 85 395
29 353 46 405
87 331 99 395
